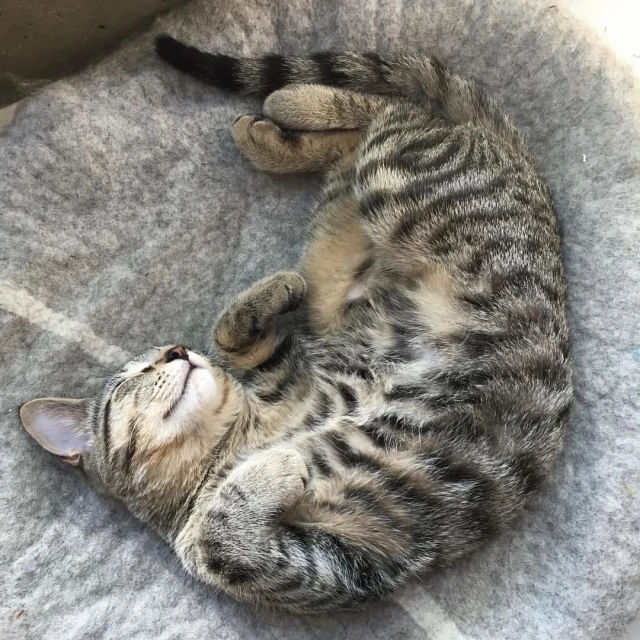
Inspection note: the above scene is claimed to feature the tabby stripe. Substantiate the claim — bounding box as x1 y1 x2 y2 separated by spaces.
261 54 289 93
454 329 511 358
458 474 497 539
360 422 399 450
121 416 139 474
403 168 509 207
400 134 465 165
352 256 374 280
358 189 393 221
303 391 334 427
385 384 464 406
276 571 306 593
488 268 563 302
279 128 302 144
353 366 374 381
281 525 318 588
379 412 422 433
394 148 475 187
405 135 471 174
358 139 459 186
310 449 334 476
310 52 350 85
155 37 243 90
362 175 511 229
348 450 432 511
219 561 255 586
362 51 390 84
89 403 101 439
316 187 350 210
426 411 481 441
178 430 234 531
508 452 544 493
219 483 249 505
428 57 450 116
361 124 448 155
336 382 357 413
325 431 368 467
360 124 414 152
255 335 295 373
385 327 416 362
341 483 388 512
275 536 289 568
433 367 495 391
375 288 416 315
256 372 296 403
385 384 425 402
102 398 112 465
428 210 558 253
329 357 374 381
323 432 417 503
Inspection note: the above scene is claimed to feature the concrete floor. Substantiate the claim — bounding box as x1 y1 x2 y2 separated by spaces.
0 2 638 638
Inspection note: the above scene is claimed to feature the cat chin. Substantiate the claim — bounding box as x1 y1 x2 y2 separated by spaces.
153 367 220 441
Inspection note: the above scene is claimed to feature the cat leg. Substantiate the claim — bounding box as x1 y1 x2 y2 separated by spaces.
232 115 362 173
263 84 393 130
176 446 400 611
213 271 306 371
300 191 373 335
177 446 308 589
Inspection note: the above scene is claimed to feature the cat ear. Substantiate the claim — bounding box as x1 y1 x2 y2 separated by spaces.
20 398 92 466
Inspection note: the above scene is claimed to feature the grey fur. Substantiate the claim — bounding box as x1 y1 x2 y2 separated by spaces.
22 46 571 612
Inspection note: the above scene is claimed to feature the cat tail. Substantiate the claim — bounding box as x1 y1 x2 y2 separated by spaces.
155 35 521 145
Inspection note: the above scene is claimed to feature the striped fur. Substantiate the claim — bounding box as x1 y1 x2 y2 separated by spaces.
20 38 572 612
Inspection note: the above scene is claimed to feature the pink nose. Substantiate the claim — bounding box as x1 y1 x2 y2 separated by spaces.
164 346 189 363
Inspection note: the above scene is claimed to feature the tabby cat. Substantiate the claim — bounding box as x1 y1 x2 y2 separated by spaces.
19 35 572 612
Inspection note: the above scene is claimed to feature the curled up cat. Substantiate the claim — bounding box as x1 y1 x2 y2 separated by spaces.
19 36 572 612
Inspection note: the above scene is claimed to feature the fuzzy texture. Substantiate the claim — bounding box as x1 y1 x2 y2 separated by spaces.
18 42 573 611
1 0 639 637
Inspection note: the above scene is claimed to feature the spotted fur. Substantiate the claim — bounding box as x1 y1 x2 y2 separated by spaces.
20 37 572 612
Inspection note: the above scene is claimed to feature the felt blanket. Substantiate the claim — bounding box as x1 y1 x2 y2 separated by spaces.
1 0 639 638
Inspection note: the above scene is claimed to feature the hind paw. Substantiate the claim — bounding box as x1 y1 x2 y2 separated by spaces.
231 115 290 170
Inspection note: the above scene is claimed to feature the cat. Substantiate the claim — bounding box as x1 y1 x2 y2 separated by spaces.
19 35 572 612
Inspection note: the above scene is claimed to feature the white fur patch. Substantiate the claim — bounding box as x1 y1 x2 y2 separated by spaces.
345 280 367 301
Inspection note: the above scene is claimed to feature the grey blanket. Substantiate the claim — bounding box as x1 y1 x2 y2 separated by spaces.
1 0 639 638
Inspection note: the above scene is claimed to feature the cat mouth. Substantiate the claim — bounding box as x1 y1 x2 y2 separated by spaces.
162 363 198 420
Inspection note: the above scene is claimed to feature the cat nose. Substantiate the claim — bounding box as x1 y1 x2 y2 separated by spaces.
164 346 189 363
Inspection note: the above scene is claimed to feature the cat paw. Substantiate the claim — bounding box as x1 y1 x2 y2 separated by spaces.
225 447 309 513
213 272 306 354
232 115 287 168
250 448 310 506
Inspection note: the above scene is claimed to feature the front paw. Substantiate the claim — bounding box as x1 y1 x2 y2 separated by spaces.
213 272 306 354
241 448 309 511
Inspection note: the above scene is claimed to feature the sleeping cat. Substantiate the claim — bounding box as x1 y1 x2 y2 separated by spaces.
19 35 572 612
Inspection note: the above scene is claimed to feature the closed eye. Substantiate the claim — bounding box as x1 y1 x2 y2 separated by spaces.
141 366 153 374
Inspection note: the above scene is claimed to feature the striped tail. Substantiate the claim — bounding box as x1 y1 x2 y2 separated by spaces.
155 35 521 145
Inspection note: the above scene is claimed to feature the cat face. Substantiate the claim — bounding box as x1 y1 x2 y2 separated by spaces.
20 346 228 500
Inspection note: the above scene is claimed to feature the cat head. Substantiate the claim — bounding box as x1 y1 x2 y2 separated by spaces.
20 346 233 518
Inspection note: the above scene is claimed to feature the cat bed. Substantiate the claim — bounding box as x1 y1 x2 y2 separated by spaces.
1 0 639 638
